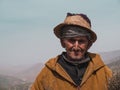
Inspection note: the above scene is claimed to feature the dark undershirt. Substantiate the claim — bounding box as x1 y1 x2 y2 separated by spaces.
57 52 90 86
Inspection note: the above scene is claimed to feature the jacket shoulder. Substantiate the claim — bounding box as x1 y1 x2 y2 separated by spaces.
88 52 112 77
88 52 101 58
44 55 61 71
88 52 104 63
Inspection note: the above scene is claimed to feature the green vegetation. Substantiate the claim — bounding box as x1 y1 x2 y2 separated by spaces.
108 71 120 90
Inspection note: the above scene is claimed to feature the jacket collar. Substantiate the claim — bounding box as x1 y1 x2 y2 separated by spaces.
45 53 105 86
46 56 75 85
80 53 105 86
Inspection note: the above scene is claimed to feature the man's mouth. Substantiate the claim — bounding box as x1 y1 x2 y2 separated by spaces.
70 47 83 53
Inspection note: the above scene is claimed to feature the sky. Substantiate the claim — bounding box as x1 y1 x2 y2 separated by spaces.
0 0 120 67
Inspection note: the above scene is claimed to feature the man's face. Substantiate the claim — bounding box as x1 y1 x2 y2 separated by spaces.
61 36 90 60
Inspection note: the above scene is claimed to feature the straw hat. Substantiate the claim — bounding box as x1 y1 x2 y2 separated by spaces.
54 13 97 43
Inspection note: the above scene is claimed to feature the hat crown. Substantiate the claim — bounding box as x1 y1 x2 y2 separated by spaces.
64 13 91 30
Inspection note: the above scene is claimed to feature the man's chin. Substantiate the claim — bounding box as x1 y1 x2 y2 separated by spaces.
70 56 83 60
67 52 84 60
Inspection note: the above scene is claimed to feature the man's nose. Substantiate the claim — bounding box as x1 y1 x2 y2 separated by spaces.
74 41 79 48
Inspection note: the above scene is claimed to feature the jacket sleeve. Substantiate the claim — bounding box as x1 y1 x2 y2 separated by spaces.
30 80 44 90
104 65 113 87
104 66 112 79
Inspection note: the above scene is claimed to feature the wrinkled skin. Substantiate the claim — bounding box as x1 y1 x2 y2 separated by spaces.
61 36 92 60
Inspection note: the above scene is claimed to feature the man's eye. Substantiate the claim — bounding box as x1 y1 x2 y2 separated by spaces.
68 39 75 43
79 40 84 43
78 40 87 43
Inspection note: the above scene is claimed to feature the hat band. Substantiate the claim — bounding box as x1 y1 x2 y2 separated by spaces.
60 26 91 39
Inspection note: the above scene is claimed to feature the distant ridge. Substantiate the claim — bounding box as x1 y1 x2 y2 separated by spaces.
0 74 24 89
99 50 120 64
0 50 120 83
9 50 120 82
108 58 120 72
14 63 44 82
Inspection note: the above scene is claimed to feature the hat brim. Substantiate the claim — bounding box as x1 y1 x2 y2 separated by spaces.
54 23 97 43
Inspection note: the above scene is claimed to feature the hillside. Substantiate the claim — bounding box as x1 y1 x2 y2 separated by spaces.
0 74 22 86
0 74 30 90
0 50 120 90
12 50 120 82
13 63 44 82
107 58 120 90
108 59 120 72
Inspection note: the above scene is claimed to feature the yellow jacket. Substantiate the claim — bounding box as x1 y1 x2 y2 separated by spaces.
31 53 112 90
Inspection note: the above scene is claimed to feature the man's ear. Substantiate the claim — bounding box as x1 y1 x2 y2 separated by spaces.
60 39 65 48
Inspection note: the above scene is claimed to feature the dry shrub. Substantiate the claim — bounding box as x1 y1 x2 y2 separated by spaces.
108 71 120 90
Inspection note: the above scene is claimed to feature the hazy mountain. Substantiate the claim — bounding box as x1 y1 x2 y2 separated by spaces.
0 64 34 76
0 74 27 90
13 63 44 82
99 50 120 64
13 50 120 82
108 59 120 72
0 50 120 83
0 75 31 90
0 50 119 90
0 74 22 85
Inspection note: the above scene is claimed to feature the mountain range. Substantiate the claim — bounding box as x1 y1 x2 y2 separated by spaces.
12 50 120 82
0 50 120 83
99 50 120 64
